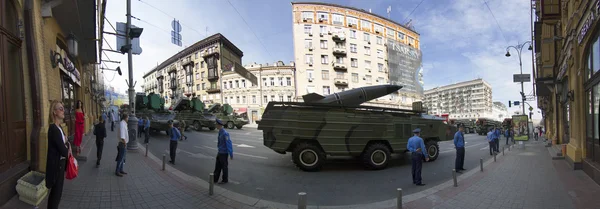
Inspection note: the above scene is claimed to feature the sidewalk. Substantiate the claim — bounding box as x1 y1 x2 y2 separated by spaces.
2 125 256 209
397 140 600 209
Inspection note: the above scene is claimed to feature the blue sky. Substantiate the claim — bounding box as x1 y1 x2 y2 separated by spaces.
103 0 540 119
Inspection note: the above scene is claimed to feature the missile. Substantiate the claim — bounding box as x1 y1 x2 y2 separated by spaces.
302 84 403 106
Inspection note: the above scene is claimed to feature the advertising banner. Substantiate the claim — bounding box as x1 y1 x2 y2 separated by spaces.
386 39 423 95
511 115 529 141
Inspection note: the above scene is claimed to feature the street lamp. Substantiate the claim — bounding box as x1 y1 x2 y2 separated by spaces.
505 41 533 140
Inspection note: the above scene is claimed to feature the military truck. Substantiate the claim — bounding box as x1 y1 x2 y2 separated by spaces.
450 119 476 134
257 84 457 172
171 97 217 131
207 103 249 129
135 93 179 135
475 118 501 135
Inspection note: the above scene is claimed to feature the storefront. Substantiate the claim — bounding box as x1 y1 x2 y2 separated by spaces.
52 42 82 136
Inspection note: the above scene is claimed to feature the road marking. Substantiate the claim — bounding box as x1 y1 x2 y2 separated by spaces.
164 149 213 159
480 146 489 150
236 144 255 148
439 142 487 154
196 146 268 159
245 132 251 135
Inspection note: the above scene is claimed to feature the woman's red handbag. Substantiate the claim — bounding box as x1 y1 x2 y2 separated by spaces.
66 153 79 180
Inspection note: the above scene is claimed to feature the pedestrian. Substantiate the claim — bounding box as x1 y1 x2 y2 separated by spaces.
46 100 71 209
487 128 495 155
213 119 233 184
407 128 429 186
454 125 466 173
144 116 150 144
137 118 144 138
115 113 129 177
93 116 107 168
179 120 187 141
504 128 511 145
534 128 539 141
493 127 501 152
110 110 117 132
168 120 181 165
74 100 85 156
101 111 107 124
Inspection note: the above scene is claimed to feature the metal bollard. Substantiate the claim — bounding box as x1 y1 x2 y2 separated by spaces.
162 154 166 171
145 143 148 157
452 169 458 187
494 153 497 162
298 192 307 209
396 188 403 209
480 158 483 172
209 173 214 195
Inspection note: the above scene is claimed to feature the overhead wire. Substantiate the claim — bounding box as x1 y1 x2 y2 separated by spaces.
482 0 508 43
226 0 273 60
136 0 205 38
402 0 426 23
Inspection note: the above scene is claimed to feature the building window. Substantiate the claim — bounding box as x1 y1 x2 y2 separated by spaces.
336 56 344 64
235 80 239 88
236 96 240 104
286 77 292 86
196 84 200 91
387 28 395 37
242 96 246 104
350 44 357 53
409 37 415 45
350 30 356 38
377 49 383 58
378 63 384 72
351 58 358 67
398 32 405 40
223 82 227 89
320 40 328 49
263 78 268 86
305 39 312 48
336 71 344 79
361 20 371 30
270 77 275 86
201 72 205 78
196 63 199 69
347 16 358 26
242 80 246 88
332 14 343 25
322 70 329 80
271 95 275 102
195 52 198 59
229 81 233 89
253 95 257 104
304 24 312 34
287 95 292 102
364 33 370 42
323 86 331 95
376 36 383 45
378 77 384 84
305 54 313 64
320 25 327 35
365 75 372 83
279 95 284 102
352 73 358 82
365 60 371 69
321 55 328 64
365 46 371 55
264 95 268 103
278 77 283 86
202 83 205 90
307 70 314 79
196 73 199 80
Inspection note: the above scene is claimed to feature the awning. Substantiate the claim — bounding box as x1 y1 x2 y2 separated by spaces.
235 108 248 114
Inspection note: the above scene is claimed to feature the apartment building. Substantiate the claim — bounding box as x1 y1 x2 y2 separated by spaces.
291 2 423 108
222 61 296 123
424 78 494 120
492 101 510 121
142 33 255 107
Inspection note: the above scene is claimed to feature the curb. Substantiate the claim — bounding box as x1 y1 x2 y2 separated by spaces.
137 141 519 208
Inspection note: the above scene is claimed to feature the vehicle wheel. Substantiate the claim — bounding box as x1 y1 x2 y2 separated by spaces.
236 125 242 129
226 121 234 129
292 142 326 172
193 121 202 131
361 143 391 170
209 127 215 131
425 141 440 162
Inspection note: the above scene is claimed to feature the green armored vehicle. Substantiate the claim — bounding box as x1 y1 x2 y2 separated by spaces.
171 97 217 131
135 93 179 135
258 85 456 171
207 103 249 129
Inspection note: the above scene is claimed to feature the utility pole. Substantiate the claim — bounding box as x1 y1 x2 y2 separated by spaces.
126 0 139 150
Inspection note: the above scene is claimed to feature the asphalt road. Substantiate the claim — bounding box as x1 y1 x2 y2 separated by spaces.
146 127 504 206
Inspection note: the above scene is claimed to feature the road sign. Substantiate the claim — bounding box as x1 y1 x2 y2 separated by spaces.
171 19 182 47
529 106 534 111
513 74 531 83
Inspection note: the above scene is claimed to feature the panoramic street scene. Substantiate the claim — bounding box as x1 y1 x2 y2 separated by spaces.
3 0 600 209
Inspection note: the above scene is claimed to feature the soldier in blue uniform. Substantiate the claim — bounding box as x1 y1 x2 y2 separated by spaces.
213 119 233 184
407 128 429 186
454 125 466 173
487 128 495 155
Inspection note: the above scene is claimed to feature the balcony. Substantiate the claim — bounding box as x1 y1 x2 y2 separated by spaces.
334 78 348 86
168 65 177 73
156 71 164 79
203 49 220 59
181 57 193 66
206 87 221 93
207 70 219 81
333 63 347 71
333 48 347 56
169 79 177 90
332 35 346 43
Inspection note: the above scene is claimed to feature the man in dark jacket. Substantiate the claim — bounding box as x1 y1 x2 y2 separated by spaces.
94 116 107 168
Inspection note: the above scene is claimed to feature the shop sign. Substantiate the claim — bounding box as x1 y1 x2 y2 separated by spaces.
578 0 600 44
53 50 81 86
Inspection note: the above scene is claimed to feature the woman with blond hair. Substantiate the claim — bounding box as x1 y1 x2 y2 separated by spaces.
45 100 71 209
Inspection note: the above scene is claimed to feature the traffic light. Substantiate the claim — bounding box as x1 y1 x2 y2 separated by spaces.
116 67 122 76
508 100 512 107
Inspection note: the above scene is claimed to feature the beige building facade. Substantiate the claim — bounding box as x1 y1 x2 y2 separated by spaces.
142 33 254 108
221 61 296 123
424 79 494 120
291 2 423 109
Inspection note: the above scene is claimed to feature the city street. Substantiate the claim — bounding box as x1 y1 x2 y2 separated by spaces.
146 127 503 205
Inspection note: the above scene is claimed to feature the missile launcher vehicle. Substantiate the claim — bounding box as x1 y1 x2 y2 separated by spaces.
258 85 457 171
135 93 180 135
171 97 217 131
207 103 249 129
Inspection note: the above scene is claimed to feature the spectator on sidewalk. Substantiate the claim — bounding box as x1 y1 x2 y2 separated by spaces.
487 128 495 155
168 120 181 165
144 117 150 144
407 128 429 186
454 125 466 173
493 127 501 152
137 118 144 138
108 110 114 131
115 114 129 177
46 100 71 209
505 128 513 145
93 116 107 168
214 119 233 184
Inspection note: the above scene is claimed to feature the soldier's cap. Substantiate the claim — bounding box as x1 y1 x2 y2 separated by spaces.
167 120 173 125
216 119 224 126
412 128 421 133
